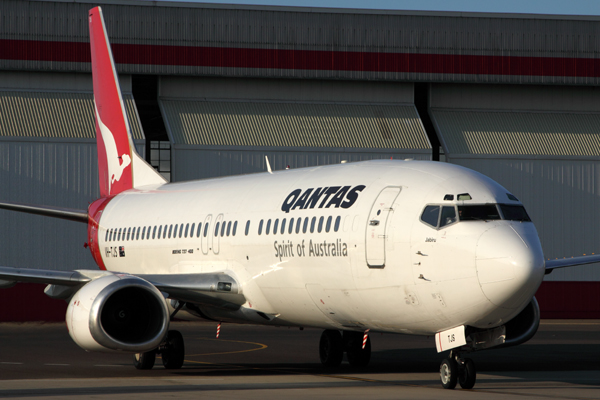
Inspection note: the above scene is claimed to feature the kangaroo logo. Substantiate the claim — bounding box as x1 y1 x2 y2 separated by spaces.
95 106 131 194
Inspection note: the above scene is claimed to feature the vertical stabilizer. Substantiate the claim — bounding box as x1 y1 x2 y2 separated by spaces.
89 7 166 197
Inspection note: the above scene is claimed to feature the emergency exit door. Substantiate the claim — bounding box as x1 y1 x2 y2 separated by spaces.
365 187 401 268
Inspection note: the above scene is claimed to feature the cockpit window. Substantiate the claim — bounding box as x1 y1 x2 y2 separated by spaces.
458 205 501 221
421 205 440 227
439 206 457 227
499 204 531 222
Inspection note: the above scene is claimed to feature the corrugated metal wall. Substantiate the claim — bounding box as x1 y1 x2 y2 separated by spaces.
0 71 144 140
159 76 430 180
0 139 99 271
2 1 600 84
162 101 427 149
172 148 431 181
431 83 600 282
0 71 146 272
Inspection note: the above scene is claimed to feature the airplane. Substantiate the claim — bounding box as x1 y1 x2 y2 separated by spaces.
0 6 598 390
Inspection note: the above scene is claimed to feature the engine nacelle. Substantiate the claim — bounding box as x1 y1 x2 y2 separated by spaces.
467 297 540 351
66 274 169 353
501 296 540 348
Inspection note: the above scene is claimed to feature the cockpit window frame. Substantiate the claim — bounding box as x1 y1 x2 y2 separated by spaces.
418 204 460 230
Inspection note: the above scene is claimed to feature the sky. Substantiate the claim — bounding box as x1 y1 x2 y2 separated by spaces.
166 0 600 16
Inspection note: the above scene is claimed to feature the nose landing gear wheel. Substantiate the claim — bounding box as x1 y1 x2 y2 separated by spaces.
133 349 156 370
319 330 343 368
440 357 458 389
161 330 185 369
458 358 476 389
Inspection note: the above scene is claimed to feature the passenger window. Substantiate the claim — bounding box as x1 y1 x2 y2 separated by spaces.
179 224 184 238
214 222 220 236
302 217 308 233
273 219 279 235
281 218 286 234
118 228 122 241
245 220 250 236
334 216 341 232
184 223 189 238
310 217 316 233
318 216 324 233
157 226 162 239
288 218 294 234
152 226 157 239
421 205 440 228
266 219 271 235
105 229 109 242
440 206 457 228
232 221 237 236
226 221 231 236
196 223 202 237
258 220 263 235
203 223 209 237
135 227 140 240
147 226 151 239
326 216 332 232
221 221 226 237
168 224 173 239
190 223 195 238
141 227 146 240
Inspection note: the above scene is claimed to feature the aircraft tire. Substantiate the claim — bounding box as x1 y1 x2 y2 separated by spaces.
458 358 476 389
161 330 185 369
319 330 343 368
440 358 458 389
343 331 371 368
133 349 156 370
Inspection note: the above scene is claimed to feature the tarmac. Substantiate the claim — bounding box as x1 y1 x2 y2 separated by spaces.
0 320 598 399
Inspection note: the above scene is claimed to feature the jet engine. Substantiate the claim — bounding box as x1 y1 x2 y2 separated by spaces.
66 274 169 353
467 297 540 351
500 296 540 348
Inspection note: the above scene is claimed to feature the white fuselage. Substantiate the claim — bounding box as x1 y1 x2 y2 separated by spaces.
97 160 545 335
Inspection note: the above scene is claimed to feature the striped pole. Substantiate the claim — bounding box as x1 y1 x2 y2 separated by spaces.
362 329 370 349
216 322 221 338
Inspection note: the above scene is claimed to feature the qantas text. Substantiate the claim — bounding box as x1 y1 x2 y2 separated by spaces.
281 185 366 213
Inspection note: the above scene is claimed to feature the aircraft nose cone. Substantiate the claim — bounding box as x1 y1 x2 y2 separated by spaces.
476 224 545 309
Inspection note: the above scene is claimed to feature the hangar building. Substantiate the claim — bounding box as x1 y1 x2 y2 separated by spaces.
1 0 599 319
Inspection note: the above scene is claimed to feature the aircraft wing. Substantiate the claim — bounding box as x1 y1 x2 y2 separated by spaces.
545 254 600 274
0 201 88 223
0 266 244 309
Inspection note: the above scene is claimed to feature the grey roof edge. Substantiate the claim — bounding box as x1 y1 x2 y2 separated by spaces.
26 0 600 21
448 154 600 161
171 144 431 153
0 136 145 144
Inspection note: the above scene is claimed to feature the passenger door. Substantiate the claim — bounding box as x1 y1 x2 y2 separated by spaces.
365 187 401 268
201 214 212 255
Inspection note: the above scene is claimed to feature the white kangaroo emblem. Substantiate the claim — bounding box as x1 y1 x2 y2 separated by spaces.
96 106 131 194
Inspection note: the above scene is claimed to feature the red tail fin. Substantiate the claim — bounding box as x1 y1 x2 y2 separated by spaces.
89 7 166 197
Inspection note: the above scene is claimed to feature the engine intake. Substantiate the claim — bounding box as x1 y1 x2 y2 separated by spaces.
500 296 540 348
67 275 169 353
466 297 540 351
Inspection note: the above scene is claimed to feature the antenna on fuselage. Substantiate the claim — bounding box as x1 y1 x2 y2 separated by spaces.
265 156 273 174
